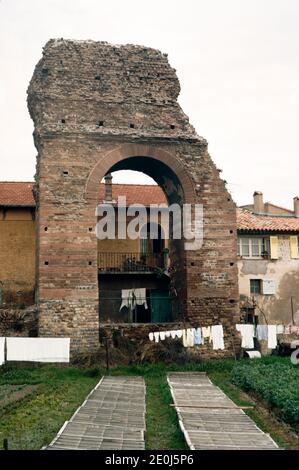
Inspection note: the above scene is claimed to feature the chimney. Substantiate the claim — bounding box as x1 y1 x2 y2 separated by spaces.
294 197 299 217
104 173 113 202
253 191 264 214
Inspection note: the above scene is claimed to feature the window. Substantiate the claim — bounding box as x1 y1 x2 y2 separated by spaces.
250 279 262 295
238 237 270 258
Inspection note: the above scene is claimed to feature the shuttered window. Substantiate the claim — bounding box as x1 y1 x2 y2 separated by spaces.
238 237 270 258
290 236 299 258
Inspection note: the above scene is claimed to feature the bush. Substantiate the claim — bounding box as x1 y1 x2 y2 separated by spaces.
232 362 299 431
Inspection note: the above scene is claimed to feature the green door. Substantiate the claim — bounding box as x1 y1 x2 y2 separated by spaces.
150 289 171 323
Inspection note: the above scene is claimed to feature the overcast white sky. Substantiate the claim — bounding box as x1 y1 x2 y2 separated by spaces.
0 0 298 208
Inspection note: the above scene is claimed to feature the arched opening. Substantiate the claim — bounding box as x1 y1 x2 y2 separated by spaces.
92 153 191 326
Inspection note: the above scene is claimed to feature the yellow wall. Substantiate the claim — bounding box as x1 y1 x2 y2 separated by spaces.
0 208 35 305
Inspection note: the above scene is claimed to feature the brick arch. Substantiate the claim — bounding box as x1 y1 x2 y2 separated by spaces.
85 143 196 204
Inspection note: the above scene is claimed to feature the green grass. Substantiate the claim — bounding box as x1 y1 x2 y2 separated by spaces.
0 357 297 450
0 366 100 449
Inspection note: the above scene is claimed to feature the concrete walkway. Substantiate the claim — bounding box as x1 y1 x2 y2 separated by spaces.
167 372 279 450
45 376 146 450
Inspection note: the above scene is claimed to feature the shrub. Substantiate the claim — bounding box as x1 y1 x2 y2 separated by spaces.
232 362 299 431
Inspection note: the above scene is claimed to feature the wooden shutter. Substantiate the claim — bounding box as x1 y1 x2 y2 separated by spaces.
290 236 299 259
270 236 279 259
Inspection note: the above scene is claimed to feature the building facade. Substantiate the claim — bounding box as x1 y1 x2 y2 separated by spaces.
1 182 299 333
238 192 299 325
25 39 239 355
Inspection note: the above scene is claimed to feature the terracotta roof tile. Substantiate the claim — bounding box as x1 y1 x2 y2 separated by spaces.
98 183 167 205
0 182 35 206
237 208 299 233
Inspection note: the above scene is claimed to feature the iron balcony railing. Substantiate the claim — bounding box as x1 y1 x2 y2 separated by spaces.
98 251 168 273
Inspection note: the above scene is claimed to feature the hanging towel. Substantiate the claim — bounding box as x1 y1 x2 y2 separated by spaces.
211 325 224 350
193 328 202 345
6 337 70 363
149 332 154 341
256 325 268 341
186 328 194 347
176 330 183 339
0 337 5 366
160 331 166 341
267 325 277 349
170 331 177 339
284 325 291 335
120 289 134 311
276 324 284 335
134 288 148 309
236 324 254 349
165 331 171 338
182 330 188 347
153 332 160 343
202 327 211 344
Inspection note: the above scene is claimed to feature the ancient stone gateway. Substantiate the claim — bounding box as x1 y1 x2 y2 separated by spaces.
28 39 239 356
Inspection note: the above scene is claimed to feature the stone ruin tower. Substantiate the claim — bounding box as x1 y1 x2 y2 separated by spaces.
27 39 239 355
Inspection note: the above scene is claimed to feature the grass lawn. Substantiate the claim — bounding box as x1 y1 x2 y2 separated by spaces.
0 357 298 450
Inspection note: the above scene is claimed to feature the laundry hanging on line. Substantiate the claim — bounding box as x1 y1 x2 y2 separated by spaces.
119 288 148 312
236 324 255 349
211 325 224 350
148 325 224 350
256 325 268 341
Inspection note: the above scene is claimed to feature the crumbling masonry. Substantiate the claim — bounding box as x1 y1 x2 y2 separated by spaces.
28 39 239 355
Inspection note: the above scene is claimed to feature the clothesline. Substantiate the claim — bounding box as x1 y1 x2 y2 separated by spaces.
148 323 299 351
148 325 225 350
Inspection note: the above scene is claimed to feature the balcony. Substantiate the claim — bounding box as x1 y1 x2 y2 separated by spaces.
98 251 168 274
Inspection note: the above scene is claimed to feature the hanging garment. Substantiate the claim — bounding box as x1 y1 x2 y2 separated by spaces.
0 337 5 365
202 327 211 344
153 332 160 343
284 325 291 335
165 331 171 338
159 331 166 341
176 330 183 339
256 325 268 341
211 325 225 350
170 331 177 339
149 332 154 341
236 324 254 349
267 325 277 349
6 337 70 363
182 330 188 347
134 288 148 309
186 328 194 347
119 289 134 311
290 325 299 334
276 324 284 334
193 328 202 345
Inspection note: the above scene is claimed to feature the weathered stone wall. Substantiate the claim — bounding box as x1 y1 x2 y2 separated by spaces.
27 39 239 355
